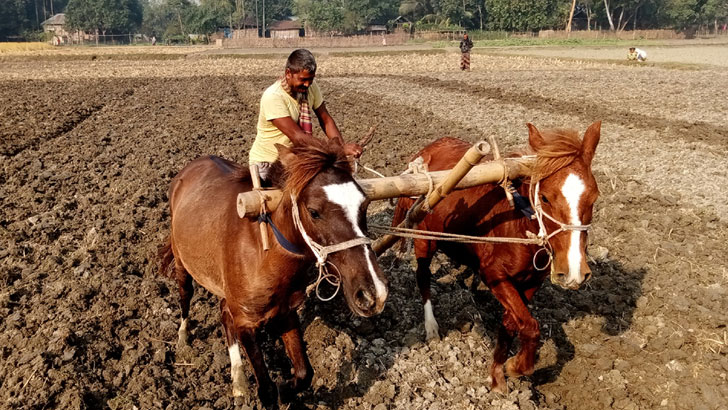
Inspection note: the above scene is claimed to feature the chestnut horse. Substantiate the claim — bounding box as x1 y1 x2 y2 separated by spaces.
158 139 388 407
392 122 601 393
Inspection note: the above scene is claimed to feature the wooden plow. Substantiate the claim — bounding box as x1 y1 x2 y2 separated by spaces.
237 138 535 256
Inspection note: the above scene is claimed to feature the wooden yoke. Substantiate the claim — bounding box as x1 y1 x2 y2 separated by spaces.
237 156 535 219
371 140 490 255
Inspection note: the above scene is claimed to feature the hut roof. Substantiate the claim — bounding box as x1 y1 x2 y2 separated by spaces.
41 13 65 26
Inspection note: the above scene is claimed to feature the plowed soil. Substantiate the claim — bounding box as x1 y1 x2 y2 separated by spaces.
1 45 727 410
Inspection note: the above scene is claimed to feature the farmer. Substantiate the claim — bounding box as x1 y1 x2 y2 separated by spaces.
249 49 362 185
628 47 647 62
459 33 474 71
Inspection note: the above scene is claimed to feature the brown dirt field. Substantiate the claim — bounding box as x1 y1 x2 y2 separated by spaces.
1 45 727 410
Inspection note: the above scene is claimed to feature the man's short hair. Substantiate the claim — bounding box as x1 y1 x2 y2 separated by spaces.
286 49 317 74
629 47 636 51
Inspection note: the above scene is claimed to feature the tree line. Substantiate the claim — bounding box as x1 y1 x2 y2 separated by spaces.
1 0 726 41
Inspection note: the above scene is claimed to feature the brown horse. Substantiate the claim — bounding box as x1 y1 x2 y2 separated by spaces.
158 138 388 407
392 121 601 393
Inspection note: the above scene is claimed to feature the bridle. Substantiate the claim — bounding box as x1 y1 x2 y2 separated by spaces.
290 193 372 301
529 180 592 270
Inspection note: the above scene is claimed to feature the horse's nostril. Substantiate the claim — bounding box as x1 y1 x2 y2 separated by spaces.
355 289 375 310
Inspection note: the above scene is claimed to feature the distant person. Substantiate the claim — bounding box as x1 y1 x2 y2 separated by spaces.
249 49 362 185
151 35 157 46
459 33 473 71
628 47 647 62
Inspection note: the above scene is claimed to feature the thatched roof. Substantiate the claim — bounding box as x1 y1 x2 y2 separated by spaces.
41 13 65 26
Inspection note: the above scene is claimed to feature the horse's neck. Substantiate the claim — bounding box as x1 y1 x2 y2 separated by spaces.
517 180 539 231
269 196 310 261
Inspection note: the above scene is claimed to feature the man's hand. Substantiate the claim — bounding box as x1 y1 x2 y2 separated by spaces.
343 142 363 158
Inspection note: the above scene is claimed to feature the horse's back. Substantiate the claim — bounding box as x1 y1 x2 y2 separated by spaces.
168 156 255 296
170 156 249 204
397 138 529 269
413 137 494 171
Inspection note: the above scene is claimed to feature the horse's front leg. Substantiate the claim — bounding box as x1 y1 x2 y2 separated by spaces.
488 280 540 392
238 326 278 408
490 320 515 394
278 312 313 403
414 237 439 340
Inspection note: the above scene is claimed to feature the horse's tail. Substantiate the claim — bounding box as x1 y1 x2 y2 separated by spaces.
391 196 415 255
158 235 175 277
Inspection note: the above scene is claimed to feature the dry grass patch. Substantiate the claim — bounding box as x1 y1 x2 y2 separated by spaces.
0 42 52 53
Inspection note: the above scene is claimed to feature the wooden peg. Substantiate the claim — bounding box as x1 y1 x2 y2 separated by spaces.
249 164 270 251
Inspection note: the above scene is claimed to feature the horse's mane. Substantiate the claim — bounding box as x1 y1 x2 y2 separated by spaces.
279 138 353 197
530 128 583 182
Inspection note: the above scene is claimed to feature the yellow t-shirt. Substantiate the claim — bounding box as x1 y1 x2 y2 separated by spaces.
249 80 323 164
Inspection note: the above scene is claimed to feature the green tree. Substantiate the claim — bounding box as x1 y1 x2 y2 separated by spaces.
140 0 174 36
0 0 71 40
0 0 31 39
663 0 707 30
486 0 564 31
65 0 143 34
308 0 346 32
296 0 396 33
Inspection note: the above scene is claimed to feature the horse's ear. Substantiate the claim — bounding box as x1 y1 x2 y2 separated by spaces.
527 123 545 151
275 144 296 168
581 121 601 166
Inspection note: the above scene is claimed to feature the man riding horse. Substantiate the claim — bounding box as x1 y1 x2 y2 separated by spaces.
249 49 363 185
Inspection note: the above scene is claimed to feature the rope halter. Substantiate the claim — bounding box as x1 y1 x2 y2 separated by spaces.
290 194 372 301
529 181 591 270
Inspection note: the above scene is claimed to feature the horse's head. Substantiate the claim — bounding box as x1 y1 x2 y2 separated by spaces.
528 121 601 290
277 140 388 317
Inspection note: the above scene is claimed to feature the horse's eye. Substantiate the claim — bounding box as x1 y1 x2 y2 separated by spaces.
308 209 321 219
541 195 549 204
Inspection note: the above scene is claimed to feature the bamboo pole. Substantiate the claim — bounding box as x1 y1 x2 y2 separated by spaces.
237 155 534 219
371 141 490 255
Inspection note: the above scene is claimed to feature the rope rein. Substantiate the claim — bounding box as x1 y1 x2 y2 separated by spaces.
290 194 372 301
369 158 592 271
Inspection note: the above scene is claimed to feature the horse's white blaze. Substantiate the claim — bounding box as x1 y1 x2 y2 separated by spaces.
424 300 439 340
561 174 586 284
324 182 387 302
323 182 366 236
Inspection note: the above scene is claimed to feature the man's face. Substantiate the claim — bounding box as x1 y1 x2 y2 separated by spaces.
286 68 315 94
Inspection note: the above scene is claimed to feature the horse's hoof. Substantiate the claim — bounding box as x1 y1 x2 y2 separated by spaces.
425 329 440 341
490 376 508 395
231 369 249 397
504 357 534 378
177 326 188 348
425 319 440 341
258 384 279 409
504 357 521 377
278 381 296 404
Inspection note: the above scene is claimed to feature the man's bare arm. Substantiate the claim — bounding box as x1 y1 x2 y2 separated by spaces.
314 102 343 143
315 103 362 157
270 117 317 146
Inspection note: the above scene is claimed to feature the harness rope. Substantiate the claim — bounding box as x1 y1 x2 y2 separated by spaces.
290 194 372 301
368 159 592 271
